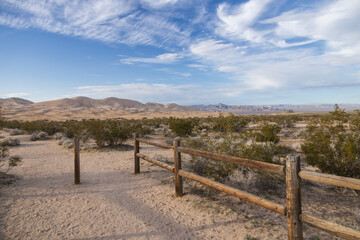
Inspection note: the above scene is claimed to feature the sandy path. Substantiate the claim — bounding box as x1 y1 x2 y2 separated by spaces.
0 136 260 240
2 135 359 240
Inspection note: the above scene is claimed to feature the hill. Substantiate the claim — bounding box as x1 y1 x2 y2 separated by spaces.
0 96 201 121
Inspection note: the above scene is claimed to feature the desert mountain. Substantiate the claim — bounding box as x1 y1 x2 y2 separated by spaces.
0 97 33 107
190 103 360 113
33 96 145 109
0 96 197 120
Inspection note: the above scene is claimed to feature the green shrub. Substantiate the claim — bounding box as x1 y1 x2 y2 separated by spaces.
212 113 249 133
62 120 86 138
168 117 194 136
185 134 292 182
23 120 62 135
85 120 131 147
301 105 360 178
254 122 281 143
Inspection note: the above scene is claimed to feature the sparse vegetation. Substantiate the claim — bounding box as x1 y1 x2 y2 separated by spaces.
1 104 359 179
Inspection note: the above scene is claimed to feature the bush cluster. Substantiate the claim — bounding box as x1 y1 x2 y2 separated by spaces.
254 122 281 143
168 117 195 136
185 133 293 182
301 105 360 178
212 113 250 133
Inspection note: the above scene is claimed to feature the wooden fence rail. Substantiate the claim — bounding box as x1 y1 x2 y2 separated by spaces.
133 134 360 240
299 170 360 191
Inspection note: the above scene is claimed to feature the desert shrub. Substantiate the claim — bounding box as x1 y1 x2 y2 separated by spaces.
54 132 64 140
184 134 292 182
22 120 62 135
8 128 24 135
85 120 131 147
212 113 249 133
62 120 86 138
30 131 48 141
254 122 281 143
0 138 20 146
0 120 22 130
301 105 360 178
184 135 238 182
130 121 153 136
273 116 296 128
0 142 22 174
168 117 194 136
62 138 74 149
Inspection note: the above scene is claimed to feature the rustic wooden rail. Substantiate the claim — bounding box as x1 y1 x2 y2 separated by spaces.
133 134 360 240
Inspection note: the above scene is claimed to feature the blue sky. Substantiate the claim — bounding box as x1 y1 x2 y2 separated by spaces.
0 0 359 105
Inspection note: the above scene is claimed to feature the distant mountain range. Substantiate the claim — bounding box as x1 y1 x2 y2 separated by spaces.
1 97 359 121
189 103 360 113
0 96 193 111
0 97 195 120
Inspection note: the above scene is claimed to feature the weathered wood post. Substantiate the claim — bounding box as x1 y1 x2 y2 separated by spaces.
173 138 183 197
134 133 140 174
286 155 303 240
74 136 80 184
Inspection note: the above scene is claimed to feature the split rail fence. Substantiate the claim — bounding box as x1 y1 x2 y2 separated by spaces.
133 133 360 240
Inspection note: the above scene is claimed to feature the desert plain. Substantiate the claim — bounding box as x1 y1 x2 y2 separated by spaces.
0 97 359 240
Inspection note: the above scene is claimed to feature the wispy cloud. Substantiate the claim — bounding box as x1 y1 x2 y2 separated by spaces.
215 0 272 43
1 0 360 103
189 38 360 93
120 53 181 64
5 92 29 98
77 83 196 103
140 0 179 9
182 0 360 95
0 0 190 47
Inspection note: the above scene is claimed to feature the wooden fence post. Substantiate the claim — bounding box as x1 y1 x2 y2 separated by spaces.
286 155 303 240
134 133 140 174
74 136 80 185
173 138 183 197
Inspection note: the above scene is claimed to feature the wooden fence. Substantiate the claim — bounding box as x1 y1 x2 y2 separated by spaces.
133 134 360 240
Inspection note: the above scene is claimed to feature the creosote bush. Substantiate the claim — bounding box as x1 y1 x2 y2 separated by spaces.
254 122 281 143
212 113 250 133
168 117 195 136
301 105 360 178
185 133 292 182
85 120 131 147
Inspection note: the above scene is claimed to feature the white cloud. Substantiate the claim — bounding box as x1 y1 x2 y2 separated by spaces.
121 53 181 64
263 0 360 57
215 0 273 43
188 38 360 93
5 93 29 98
77 83 195 103
187 64 208 71
140 0 178 9
0 0 190 47
190 39 246 68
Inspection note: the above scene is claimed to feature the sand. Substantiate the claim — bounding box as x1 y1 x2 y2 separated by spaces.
1 134 359 240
